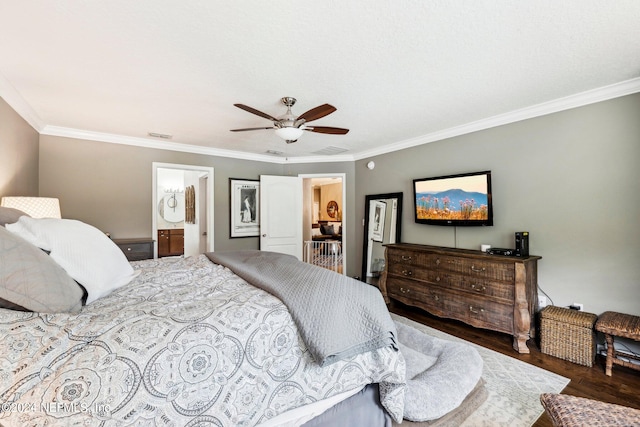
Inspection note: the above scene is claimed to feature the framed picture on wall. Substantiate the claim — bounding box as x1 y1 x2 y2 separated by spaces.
370 200 387 242
230 178 260 238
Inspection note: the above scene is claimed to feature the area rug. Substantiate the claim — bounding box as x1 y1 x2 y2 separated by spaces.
391 314 570 427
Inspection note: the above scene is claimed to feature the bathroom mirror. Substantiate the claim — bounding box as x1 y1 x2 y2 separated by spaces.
361 192 402 284
159 192 185 223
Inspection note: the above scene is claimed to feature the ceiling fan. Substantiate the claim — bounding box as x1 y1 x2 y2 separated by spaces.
231 97 349 144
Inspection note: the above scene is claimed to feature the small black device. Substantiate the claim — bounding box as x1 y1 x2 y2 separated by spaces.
515 231 529 257
487 248 516 256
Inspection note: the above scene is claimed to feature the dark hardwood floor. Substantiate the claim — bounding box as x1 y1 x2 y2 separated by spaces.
389 302 640 426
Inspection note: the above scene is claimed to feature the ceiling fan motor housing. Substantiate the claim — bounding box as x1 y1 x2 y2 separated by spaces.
281 97 297 107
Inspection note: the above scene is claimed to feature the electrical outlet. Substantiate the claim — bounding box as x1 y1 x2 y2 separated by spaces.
572 303 584 311
538 295 548 308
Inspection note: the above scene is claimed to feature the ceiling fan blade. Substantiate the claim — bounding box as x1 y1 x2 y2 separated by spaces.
297 104 337 123
230 127 274 132
306 126 349 135
234 104 278 121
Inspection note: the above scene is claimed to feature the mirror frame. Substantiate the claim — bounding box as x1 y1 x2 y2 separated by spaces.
361 192 403 282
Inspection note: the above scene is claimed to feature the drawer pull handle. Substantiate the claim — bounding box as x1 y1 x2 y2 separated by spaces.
470 284 486 292
435 259 441 266
400 287 411 294
127 248 132 251
401 255 412 261
435 276 441 282
402 270 413 276
470 265 486 273
469 305 485 314
434 295 440 301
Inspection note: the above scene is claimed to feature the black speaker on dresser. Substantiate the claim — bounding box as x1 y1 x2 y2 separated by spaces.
515 231 529 257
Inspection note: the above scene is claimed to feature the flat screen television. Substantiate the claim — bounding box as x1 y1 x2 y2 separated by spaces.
413 171 493 226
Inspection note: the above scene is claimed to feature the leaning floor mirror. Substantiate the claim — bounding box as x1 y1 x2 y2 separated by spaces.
361 192 403 285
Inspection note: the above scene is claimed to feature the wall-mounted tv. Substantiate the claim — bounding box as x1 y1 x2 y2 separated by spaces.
413 171 493 226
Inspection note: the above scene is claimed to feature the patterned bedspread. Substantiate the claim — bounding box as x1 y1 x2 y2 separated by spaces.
0 255 405 426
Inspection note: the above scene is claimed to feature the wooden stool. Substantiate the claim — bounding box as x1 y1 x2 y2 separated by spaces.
595 311 640 376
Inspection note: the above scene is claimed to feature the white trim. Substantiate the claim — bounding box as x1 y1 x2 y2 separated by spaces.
152 162 214 258
3 77 639 163
42 126 279 163
0 71 44 131
299 173 347 276
278 154 354 164
352 77 640 160
39 124 356 164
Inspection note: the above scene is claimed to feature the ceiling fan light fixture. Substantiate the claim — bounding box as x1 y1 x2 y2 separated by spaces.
274 127 304 141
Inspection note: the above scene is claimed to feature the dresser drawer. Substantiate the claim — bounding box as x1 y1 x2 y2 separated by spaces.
387 276 424 298
437 257 516 282
388 262 439 282
114 239 154 261
432 272 514 302
445 293 514 334
387 248 440 269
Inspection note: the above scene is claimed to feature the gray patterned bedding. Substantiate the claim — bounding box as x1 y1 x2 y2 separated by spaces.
0 254 405 426
208 250 398 367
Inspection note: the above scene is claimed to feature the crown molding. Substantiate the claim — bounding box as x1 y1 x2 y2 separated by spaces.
4 74 639 163
353 77 640 160
40 126 295 163
0 71 44 131
40 125 357 164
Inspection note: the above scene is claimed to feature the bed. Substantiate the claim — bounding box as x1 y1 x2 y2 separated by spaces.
0 211 405 426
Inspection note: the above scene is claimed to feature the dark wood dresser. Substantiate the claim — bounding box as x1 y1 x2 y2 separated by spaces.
113 238 154 261
157 229 184 257
380 243 541 353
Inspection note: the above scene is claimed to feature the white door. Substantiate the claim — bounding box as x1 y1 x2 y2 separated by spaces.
260 175 303 260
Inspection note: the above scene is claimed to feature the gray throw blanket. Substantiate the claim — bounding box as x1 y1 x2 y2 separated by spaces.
207 250 398 367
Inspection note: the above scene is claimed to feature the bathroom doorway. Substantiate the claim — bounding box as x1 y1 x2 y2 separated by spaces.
152 163 214 258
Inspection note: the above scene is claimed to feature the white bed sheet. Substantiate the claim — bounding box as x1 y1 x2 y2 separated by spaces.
257 386 363 427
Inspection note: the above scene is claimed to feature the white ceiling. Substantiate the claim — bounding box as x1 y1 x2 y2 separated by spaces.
1 1 639 163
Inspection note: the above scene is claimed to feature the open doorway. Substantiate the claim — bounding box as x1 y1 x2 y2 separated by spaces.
152 163 214 258
300 173 346 274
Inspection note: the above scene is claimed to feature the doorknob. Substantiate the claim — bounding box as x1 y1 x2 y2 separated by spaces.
262 234 267 237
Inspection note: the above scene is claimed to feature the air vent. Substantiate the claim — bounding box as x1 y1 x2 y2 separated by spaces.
266 150 284 156
148 132 173 139
312 146 349 155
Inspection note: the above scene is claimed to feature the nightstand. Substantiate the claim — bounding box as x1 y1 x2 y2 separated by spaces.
113 238 154 261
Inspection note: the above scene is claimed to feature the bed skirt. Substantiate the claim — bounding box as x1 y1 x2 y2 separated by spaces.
303 384 392 427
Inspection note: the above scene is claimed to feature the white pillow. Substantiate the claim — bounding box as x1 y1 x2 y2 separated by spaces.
311 228 322 236
6 217 138 304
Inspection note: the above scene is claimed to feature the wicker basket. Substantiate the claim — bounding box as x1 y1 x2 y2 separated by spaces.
540 306 598 366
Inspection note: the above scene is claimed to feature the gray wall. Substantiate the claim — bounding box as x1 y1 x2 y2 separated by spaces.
39 135 282 251
0 97 39 197
355 93 640 316
38 135 358 272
